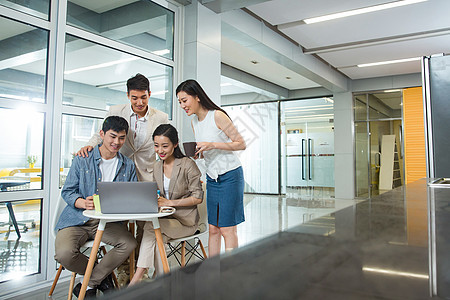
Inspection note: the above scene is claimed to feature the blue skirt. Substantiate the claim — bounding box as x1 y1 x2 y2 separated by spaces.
206 166 245 227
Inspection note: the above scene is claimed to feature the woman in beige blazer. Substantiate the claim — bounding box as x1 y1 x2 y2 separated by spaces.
129 124 203 285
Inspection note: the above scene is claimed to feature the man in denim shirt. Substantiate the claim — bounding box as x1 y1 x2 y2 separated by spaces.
55 116 138 298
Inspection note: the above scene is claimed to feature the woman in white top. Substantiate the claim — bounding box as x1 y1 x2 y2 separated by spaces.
176 79 246 256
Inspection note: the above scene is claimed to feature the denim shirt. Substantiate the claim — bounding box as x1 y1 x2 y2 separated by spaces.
55 145 137 231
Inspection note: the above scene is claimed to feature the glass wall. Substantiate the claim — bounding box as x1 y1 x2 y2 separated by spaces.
63 35 173 116
227 103 279 194
0 0 177 293
354 91 404 198
67 0 174 60
0 0 50 19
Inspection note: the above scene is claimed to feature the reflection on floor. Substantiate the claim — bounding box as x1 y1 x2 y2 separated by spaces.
8 190 359 299
238 188 358 248
0 200 41 283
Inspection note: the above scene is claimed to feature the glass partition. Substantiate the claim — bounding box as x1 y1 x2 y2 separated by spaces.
60 115 103 188
0 0 50 20
226 102 279 194
354 91 404 198
0 16 48 103
0 108 44 192
63 35 173 117
67 0 174 60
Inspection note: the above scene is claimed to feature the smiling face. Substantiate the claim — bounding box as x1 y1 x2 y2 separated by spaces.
99 129 127 156
154 135 177 161
177 91 201 116
128 89 150 117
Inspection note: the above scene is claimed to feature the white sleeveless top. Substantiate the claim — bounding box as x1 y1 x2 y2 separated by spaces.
192 110 241 180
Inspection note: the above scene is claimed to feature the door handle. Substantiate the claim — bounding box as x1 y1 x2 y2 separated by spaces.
308 138 312 180
302 139 306 180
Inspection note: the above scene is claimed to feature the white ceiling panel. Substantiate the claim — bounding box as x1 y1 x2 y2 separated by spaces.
338 60 421 79
247 0 389 26
276 0 448 49
222 37 321 90
222 0 450 87
319 34 450 68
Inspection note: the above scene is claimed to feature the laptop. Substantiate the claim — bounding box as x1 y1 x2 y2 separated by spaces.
97 181 158 214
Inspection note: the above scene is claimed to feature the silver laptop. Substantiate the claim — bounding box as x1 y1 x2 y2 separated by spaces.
97 181 158 214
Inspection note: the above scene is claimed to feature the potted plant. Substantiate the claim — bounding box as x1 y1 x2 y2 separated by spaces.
27 155 37 168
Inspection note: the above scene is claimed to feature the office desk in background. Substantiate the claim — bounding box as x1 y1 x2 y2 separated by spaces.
0 179 30 239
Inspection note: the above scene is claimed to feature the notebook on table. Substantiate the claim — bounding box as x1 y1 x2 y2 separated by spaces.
97 181 158 214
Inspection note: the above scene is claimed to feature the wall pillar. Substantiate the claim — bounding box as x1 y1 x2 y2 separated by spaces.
177 0 221 142
334 92 355 199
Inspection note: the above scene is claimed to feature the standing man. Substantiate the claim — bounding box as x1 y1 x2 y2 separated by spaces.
77 73 168 181
55 116 138 297
76 73 169 281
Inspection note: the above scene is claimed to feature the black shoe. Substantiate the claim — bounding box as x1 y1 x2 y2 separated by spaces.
97 273 115 294
73 282 97 298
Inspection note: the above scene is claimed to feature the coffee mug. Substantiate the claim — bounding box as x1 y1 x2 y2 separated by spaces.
183 142 197 157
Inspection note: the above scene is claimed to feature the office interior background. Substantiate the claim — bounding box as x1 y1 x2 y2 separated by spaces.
0 0 448 298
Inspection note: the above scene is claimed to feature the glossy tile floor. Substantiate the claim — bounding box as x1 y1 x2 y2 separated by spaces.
106 180 443 300
7 189 358 299
0 200 41 283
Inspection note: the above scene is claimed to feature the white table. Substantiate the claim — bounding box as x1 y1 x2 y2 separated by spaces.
79 209 175 300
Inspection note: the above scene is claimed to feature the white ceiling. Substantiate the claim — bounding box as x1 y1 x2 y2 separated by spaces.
218 0 450 91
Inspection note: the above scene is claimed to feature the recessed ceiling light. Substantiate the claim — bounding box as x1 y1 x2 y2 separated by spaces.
286 76 291 79
357 57 421 67
304 0 427 24
384 89 401 93
251 60 259 64
65 57 139 74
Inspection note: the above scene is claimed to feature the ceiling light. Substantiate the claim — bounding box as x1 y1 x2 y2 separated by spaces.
250 60 259 64
65 57 140 75
357 57 421 67
152 49 170 56
384 89 401 93
304 0 427 24
152 90 168 96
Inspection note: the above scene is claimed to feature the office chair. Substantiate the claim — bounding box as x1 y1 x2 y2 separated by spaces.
166 183 208 267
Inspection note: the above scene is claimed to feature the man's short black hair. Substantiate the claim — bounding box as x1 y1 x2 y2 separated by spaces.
102 116 129 134
127 73 150 93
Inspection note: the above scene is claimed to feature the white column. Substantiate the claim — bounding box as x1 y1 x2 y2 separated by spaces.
177 0 221 143
333 92 355 199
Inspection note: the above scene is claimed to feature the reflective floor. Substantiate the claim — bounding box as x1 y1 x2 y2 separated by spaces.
7 190 356 299
0 200 41 283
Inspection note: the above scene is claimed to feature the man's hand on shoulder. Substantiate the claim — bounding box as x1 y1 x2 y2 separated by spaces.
74 196 95 210
75 146 93 158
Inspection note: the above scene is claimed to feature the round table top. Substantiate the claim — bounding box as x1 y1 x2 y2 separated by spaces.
83 207 175 221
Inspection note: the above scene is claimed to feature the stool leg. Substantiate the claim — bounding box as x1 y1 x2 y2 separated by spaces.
111 272 120 289
129 222 135 281
48 265 63 296
68 272 76 300
181 241 186 267
199 240 208 258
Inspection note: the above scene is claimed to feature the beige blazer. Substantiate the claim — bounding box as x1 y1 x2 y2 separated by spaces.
87 103 168 182
153 157 203 227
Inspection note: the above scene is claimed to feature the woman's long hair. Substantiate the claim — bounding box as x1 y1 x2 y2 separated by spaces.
176 79 230 119
152 124 185 159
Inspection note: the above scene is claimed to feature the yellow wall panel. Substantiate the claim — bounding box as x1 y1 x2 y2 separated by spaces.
403 87 426 184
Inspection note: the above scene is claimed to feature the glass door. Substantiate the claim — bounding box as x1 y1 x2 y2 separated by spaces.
354 91 404 198
281 98 335 199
